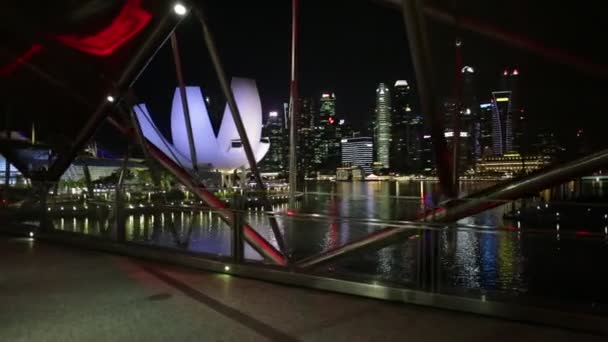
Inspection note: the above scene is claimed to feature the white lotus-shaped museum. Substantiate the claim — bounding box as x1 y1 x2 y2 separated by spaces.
133 78 270 171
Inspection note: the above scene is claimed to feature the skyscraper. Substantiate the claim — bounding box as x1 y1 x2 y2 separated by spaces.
374 83 391 169
508 69 525 154
314 93 339 172
391 80 411 173
297 97 316 178
476 102 494 158
341 137 374 175
408 115 424 172
261 110 286 173
491 90 513 155
491 68 523 156
461 66 478 167
442 98 472 172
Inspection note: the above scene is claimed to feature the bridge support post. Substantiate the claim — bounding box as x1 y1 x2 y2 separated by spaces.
113 148 130 242
170 33 199 173
401 0 456 198
194 5 288 259
231 199 245 264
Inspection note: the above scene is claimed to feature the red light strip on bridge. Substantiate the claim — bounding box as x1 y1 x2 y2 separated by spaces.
0 44 44 77
54 0 152 56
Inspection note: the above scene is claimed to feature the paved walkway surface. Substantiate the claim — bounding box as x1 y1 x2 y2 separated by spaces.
0 235 605 342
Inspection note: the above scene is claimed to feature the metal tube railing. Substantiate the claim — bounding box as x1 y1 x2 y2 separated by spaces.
107 116 287 266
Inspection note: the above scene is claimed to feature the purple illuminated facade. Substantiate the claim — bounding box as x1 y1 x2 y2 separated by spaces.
134 78 270 171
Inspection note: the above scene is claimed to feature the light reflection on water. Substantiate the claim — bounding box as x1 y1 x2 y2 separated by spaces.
51 180 608 303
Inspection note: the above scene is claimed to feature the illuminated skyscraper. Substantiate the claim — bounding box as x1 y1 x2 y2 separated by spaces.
476 102 494 157
408 115 424 172
491 90 513 155
443 98 472 172
391 80 411 173
461 66 478 165
297 97 316 177
261 110 286 172
341 137 373 175
374 83 391 169
491 69 524 156
315 93 339 172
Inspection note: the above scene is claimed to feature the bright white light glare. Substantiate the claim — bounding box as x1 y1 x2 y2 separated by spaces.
29 231 34 237
106 95 115 103
224 265 231 271
174 3 187 15
461 66 474 73
269 111 278 117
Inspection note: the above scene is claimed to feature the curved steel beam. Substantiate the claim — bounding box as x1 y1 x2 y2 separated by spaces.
108 116 287 266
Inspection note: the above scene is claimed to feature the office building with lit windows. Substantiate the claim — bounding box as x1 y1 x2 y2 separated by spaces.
297 98 317 178
341 137 374 175
374 83 391 169
491 68 523 156
314 93 339 172
261 110 287 173
476 102 494 158
391 80 412 173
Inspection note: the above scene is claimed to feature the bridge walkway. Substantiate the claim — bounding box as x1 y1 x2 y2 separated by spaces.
0 236 603 342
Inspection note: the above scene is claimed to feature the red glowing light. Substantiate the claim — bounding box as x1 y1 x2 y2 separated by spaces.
503 70 508 76
575 230 593 236
0 44 44 77
328 117 335 124
54 0 152 56
285 209 298 216
512 69 519 75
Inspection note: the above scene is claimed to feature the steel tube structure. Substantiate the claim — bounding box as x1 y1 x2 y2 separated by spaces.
170 33 199 172
452 39 463 192
107 116 287 266
401 0 456 198
296 224 421 268
288 0 300 208
425 147 608 222
125 101 161 187
194 6 288 257
47 12 178 181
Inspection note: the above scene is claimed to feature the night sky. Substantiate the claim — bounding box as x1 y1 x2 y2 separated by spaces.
133 0 608 150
